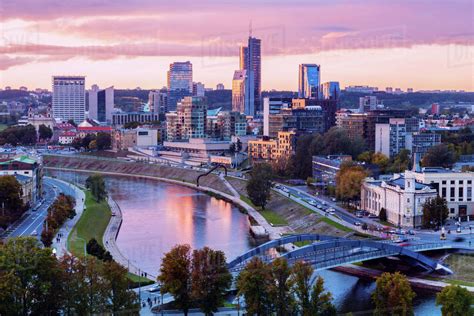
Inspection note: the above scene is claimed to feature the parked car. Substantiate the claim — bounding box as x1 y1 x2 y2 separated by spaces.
354 221 362 226
148 284 161 293
368 214 378 219
31 230 38 236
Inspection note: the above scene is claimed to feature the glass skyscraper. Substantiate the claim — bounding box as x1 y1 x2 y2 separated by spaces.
298 64 320 99
167 61 193 111
239 37 261 114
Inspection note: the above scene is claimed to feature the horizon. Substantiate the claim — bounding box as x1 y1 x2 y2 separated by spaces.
1 0 473 91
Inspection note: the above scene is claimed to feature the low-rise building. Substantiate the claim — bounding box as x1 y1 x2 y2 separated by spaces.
58 131 77 145
248 131 296 162
112 129 137 151
77 126 113 138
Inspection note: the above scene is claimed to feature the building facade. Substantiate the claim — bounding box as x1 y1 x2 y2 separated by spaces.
239 37 261 113
148 90 168 114
165 96 207 141
321 81 340 100
298 64 320 99
232 70 254 116
52 76 86 124
248 131 296 162
167 61 193 111
112 111 160 127
88 85 114 123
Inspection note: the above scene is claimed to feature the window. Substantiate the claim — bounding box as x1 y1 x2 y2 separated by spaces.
450 208 455 214
442 180 447 184
450 187 455 201
459 187 463 199
442 188 446 198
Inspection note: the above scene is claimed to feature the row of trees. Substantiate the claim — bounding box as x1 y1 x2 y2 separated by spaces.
71 132 112 151
41 193 76 247
86 238 113 262
0 237 139 315
0 175 26 229
0 124 37 146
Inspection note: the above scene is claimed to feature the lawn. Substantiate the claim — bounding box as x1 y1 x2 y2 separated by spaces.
319 217 354 233
67 190 111 256
0 124 8 131
239 194 288 226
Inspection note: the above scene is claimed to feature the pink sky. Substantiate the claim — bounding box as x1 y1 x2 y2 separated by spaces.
0 0 473 91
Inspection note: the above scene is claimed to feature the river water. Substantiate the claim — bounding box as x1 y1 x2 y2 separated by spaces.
47 170 440 315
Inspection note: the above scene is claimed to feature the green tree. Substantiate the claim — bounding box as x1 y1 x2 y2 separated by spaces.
387 149 411 173
85 174 107 202
436 284 474 316
158 244 192 316
38 124 53 140
379 207 387 222
0 237 63 315
357 151 373 164
371 152 390 173
272 258 295 316
310 277 337 316
372 272 415 316
0 175 26 228
191 247 232 315
291 260 313 314
246 163 274 210
102 260 140 314
323 127 366 159
236 138 243 152
229 142 236 155
237 257 275 315
422 196 449 229
422 144 456 168
96 132 112 150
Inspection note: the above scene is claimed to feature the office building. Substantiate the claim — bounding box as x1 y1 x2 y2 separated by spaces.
359 96 382 113
167 61 193 111
361 172 438 228
148 90 168 114
52 76 85 124
239 36 261 113
345 85 378 93
112 111 160 127
232 70 254 116
193 82 205 97
321 81 340 100
298 64 320 99
410 132 442 157
88 85 114 123
165 96 207 141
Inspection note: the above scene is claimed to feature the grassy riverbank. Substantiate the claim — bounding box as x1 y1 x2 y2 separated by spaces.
68 190 111 256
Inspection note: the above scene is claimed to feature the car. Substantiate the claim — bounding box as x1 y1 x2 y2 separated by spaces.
31 230 38 236
31 208 37 212
456 227 462 233
147 284 161 292
407 230 416 235
331 198 337 202
356 212 363 218
354 221 361 226
322 201 327 206
453 237 465 242
368 214 378 219
308 200 317 206
316 204 322 209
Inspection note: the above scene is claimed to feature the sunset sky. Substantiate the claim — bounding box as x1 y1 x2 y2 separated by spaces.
1 0 473 91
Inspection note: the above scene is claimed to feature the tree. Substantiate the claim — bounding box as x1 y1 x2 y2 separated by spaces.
236 257 275 315
89 139 98 150
246 163 274 210
85 174 107 202
96 132 112 150
422 144 456 168
229 142 236 155
102 261 140 313
0 175 26 228
335 164 369 202
123 121 141 129
158 244 192 315
86 238 112 262
436 284 473 316
0 125 37 146
291 260 313 314
371 152 390 173
0 237 63 315
191 247 232 315
379 207 387 222
422 196 449 229
38 124 53 141
387 149 411 173
272 258 295 316
310 277 337 316
236 138 243 152
67 119 78 127
372 272 415 316
71 137 82 150
322 127 366 159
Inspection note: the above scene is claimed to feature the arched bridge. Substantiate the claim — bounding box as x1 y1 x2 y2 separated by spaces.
228 234 454 274
196 164 227 187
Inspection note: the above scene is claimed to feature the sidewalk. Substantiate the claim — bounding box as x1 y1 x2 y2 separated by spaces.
50 179 85 258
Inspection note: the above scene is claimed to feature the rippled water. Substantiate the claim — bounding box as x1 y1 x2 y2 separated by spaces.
47 170 440 314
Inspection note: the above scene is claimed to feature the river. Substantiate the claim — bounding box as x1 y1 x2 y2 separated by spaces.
47 170 440 315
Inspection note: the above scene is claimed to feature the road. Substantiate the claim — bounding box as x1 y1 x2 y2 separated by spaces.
6 177 77 240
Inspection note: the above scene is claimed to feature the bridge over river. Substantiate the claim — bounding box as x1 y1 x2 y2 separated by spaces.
228 234 473 274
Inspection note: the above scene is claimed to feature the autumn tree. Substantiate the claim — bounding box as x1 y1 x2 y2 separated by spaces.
422 196 449 229
236 257 275 315
436 284 473 316
102 260 140 313
335 163 369 202
372 272 415 316
96 132 112 150
246 163 274 210
0 175 26 228
422 144 456 168
158 244 192 315
272 257 295 316
191 247 232 315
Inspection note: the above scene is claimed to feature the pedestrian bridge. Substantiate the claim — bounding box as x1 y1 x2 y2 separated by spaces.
227 234 454 274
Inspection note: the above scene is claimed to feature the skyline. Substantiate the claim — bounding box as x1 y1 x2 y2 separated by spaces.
0 0 473 91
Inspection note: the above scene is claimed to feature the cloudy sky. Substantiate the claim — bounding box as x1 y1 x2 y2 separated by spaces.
0 0 472 91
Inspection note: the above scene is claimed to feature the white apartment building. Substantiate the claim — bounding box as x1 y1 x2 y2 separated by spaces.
361 172 438 228
52 76 86 124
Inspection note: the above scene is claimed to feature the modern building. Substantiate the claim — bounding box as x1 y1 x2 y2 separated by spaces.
406 168 474 220
216 83 225 90
165 96 207 141
298 64 320 99
375 118 419 158
232 70 254 116
248 131 296 162
321 81 340 100
167 61 193 111
359 96 382 113
207 110 247 140
239 37 261 113
312 155 353 184
88 85 114 123
345 85 378 93
148 90 168 115
192 82 205 97
361 172 438 228
112 111 160 127
410 132 442 157
52 76 86 124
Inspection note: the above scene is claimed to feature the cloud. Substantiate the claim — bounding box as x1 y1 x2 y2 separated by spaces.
0 55 36 70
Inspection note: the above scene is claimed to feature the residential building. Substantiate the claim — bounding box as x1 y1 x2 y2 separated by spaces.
312 155 353 184
431 103 441 115
248 131 296 162
113 128 137 151
409 132 441 157
216 83 225 90
345 85 378 93
232 70 254 116
298 64 320 99
165 96 207 141
167 61 193 111
239 37 261 113
77 126 113 138
148 90 168 114
321 81 340 100
88 85 114 123
359 96 382 113
112 111 160 127
375 118 420 158
52 76 86 124
361 172 438 228
192 82 205 97
406 168 474 220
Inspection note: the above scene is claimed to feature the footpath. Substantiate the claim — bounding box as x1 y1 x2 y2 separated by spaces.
50 178 86 258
